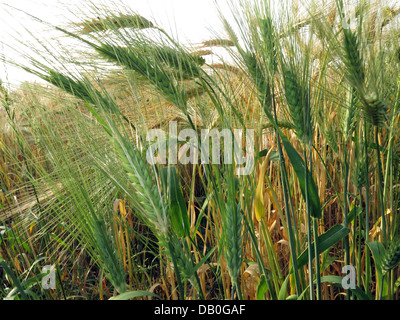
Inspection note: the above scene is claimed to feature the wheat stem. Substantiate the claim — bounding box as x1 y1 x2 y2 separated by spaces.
375 127 387 247
304 148 314 300
343 148 351 300
272 94 302 296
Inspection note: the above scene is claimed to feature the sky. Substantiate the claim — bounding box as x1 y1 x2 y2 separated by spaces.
0 0 233 86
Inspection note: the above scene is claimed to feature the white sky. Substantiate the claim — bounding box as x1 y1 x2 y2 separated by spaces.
0 0 233 86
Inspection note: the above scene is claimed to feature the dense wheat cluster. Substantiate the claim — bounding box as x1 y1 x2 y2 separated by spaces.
0 0 400 300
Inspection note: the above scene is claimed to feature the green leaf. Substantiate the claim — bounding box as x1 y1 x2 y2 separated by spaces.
190 244 218 278
394 275 400 291
366 241 385 273
348 206 363 224
298 276 370 300
297 225 350 268
269 151 280 162
0 260 28 300
318 276 370 300
192 192 212 239
259 149 279 162
278 274 290 300
256 275 269 300
367 242 387 299
321 255 339 273
279 134 321 218
49 233 75 256
109 290 162 300
164 166 190 238
260 106 321 218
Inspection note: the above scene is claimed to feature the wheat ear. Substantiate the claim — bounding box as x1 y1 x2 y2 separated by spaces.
382 240 400 274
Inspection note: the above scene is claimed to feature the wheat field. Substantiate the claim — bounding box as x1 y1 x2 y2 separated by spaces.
0 0 400 301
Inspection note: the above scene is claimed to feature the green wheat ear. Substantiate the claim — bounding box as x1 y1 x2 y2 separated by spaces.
111 135 167 233
95 44 187 109
342 28 365 88
282 67 311 143
363 93 389 128
353 156 367 189
244 51 271 107
382 240 400 273
76 13 155 34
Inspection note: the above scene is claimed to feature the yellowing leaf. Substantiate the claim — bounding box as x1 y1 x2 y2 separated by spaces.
29 222 36 235
14 257 22 273
119 200 127 216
